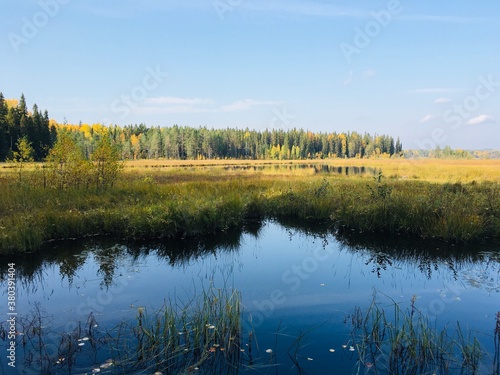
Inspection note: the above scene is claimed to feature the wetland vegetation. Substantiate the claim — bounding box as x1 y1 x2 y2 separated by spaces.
1 158 500 254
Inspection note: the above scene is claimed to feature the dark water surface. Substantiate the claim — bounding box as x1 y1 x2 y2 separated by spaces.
1 222 500 374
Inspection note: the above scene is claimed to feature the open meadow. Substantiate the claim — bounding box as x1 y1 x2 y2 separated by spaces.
1 158 499 254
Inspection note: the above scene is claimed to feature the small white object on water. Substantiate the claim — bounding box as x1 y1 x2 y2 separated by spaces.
208 325 215 329
78 343 84 346
329 349 335 353
349 346 355 352
307 357 313 361
265 349 273 354
92 369 101 373
82 337 89 341
341 345 347 349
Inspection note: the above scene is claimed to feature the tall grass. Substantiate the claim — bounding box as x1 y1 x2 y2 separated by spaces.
352 294 485 374
1 162 499 254
108 283 245 374
1 284 250 374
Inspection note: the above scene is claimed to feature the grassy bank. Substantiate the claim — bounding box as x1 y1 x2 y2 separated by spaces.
1 159 499 254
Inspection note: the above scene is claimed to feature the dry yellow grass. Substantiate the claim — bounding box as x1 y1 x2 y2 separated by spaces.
121 158 500 183
2 158 500 184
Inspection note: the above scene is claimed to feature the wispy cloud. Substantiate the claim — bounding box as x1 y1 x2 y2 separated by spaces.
134 96 282 114
408 88 463 94
241 1 366 18
145 97 213 106
419 114 436 123
400 14 495 23
434 97 451 104
240 1 497 22
219 99 283 112
134 96 213 114
466 114 496 126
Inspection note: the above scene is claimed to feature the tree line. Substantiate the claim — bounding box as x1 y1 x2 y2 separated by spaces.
0 93 403 163
0 93 55 161
58 123 403 160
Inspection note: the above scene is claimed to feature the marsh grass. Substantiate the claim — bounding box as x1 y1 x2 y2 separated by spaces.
1 285 251 374
107 283 246 374
1 160 499 253
352 294 485 374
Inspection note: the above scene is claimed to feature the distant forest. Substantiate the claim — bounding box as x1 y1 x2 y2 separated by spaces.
0 93 406 161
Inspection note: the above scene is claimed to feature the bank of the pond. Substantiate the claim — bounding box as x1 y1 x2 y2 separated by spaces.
0 175 499 254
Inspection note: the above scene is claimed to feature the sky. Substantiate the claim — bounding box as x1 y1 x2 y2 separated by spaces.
1 0 499 150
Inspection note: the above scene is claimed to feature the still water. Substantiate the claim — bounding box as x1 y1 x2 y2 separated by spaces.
1 221 500 374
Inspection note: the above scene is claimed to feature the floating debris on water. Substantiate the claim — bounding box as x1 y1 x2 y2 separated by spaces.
100 361 113 369
329 349 335 353
265 349 273 354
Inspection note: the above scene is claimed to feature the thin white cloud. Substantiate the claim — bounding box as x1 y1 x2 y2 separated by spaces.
466 114 496 126
145 97 213 106
239 1 496 22
408 88 464 94
132 105 210 115
135 96 213 114
434 97 451 104
241 1 366 18
219 99 282 112
419 114 435 123
400 14 495 23
134 97 282 114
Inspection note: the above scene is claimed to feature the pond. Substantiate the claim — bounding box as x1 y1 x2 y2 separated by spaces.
1 221 500 374
219 164 380 176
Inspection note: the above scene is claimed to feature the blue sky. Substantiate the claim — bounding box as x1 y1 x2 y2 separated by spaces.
1 0 499 149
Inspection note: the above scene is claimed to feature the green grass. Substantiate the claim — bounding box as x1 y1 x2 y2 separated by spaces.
5 284 250 374
0 163 499 254
109 283 245 374
351 294 485 374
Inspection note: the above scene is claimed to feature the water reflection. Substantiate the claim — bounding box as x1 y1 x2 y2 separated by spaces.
1 220 498 290
2 221 500 374
220 164 380 176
